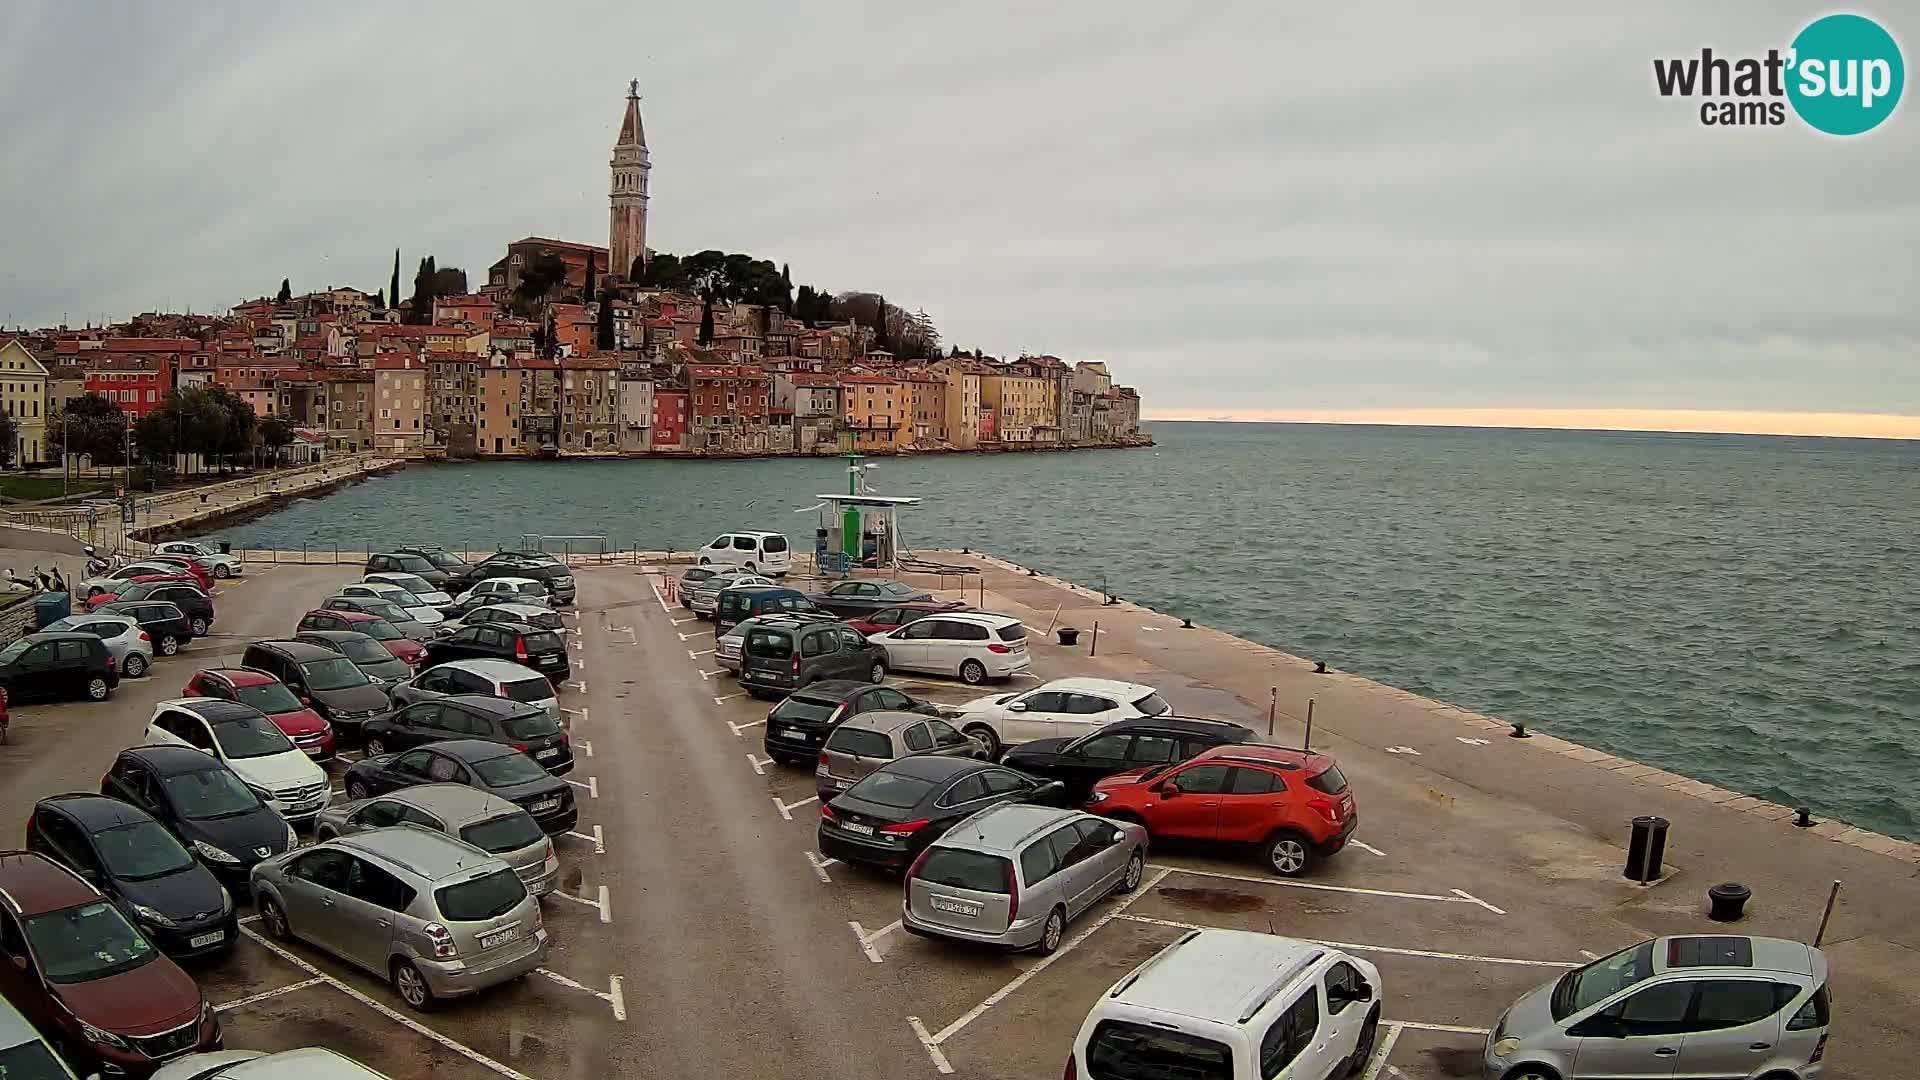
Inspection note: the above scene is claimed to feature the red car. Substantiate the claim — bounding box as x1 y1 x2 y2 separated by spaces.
141 555 215 592
1086 743 1357 876
295 608 425 666
0 851 221 1077
844 600 971 637
181 668 335 760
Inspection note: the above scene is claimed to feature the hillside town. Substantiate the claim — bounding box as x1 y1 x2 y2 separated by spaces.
0 84 1145 469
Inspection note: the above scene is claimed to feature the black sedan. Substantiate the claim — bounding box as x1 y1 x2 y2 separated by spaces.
100 745 295 883
817 756 1065 871
423 621 570 682
362 694 573 774
763 680 937 765
1000 716 1262 801
342 738 578 835
27 794 235 957
807 579 935 619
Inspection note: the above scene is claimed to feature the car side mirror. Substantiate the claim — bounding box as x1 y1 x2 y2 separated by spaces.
1029 780 1067 804
1108 828 1127 845
1158 781 1182 798
1005 701 1027 713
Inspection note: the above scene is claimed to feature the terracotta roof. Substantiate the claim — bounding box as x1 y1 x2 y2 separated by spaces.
563 355 620 370
373 356 421 371
508 237 609 256
101 338 197 352
838 374 898 385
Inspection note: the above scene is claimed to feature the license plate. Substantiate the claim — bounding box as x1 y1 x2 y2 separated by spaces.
929 896 981 917
535 748 559 759
190 930 226 948
781 727 808 740
290 801 321 813
841 822 874 836
479 928 517 949
831 778 849 789
539 655 562 666
531 798 560 812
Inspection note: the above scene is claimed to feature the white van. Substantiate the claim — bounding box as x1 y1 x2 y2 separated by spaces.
698 531 791 576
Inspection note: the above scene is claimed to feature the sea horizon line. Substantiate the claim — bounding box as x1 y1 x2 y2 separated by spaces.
1142 408 1920 442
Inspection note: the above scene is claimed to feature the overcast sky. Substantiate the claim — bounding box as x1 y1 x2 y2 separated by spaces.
2 3 1914 432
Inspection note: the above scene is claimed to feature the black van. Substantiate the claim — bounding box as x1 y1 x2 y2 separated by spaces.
714 585 825 635
738 616 886 699
240 640 391 743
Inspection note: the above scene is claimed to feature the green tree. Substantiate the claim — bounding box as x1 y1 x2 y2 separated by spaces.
276 278 292 304
49 394 128 466
597 292 616 351
428 266 467 297
260 417 294 465
512 254 570 315
698 289 715 345
389 248 402 310
0 411 17 468
374 288 385 309
583 251 596 303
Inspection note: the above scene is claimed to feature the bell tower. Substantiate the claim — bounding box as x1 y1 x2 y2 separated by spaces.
609 80 650 282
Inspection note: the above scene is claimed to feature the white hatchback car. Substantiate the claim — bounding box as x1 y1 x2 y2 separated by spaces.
867 612 1030 686
363 571 453 607
951 677 1171 758
143 698 332 823
1072 928 1382 1080
338 581 444 625
43 613 154 678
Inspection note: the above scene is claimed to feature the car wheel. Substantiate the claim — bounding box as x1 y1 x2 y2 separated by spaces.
1345 1007 1380 1078
345 779 369 800
1116 851 1145 894
122 653 147 678
1264 831 1314 876
315 827 336 842
259 897 291 940
1035 907 1066 956
698 557 710 565
958 659 987 685
85 677 110 702
392 959 435 1010
86 586 104 599
158 635 181 656
868 661 887 684
213 564 233 579
190 616 210 636
365 737 388 757
963 724 1001 759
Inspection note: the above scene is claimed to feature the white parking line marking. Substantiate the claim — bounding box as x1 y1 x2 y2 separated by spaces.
577 739 593 757
1395 1020 1491 1035
534 969 627 1021
565 680 588 691
549 885 612 923
237 924 537 1080
849 919 901 963
564 826 606 854
650 582 672 613
672 617 698 625
1113 915 1578 968
923 867 1173 1060
729 718 768 737
907 1016 954 1074
565 776 599 798
1350 839 1388 857
1457 737 1491 746
574 658 586 671
678 629 713 640
688 648 715 658
1580 949 1601 960
698 668 727 679
1359 1022 1402 1080
747 753 774 775
213 976 327 1012
1152 865 1505 913
598 884 611 923
772 794 818 820
714 692 745 705
805 850 838 883
1385 745 1422 755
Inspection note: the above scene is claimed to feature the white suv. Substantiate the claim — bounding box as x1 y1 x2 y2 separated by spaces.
1071 929 1382 1080
952 677 1170 758
698 531 791 576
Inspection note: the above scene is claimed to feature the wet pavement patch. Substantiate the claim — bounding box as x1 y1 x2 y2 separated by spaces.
1157 886 1265 913
1427 1045 1484 1076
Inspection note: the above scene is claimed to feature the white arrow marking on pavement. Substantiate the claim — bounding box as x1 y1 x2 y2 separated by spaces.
1384 746 1422 755
1457 737 1491 746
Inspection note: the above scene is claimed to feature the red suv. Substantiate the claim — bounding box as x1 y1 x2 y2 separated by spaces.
296 609 425 667
181 668 335 760
0 851 220 1077
1085 744 1356 876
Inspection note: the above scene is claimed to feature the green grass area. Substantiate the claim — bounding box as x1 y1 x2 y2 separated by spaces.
0 473 113 502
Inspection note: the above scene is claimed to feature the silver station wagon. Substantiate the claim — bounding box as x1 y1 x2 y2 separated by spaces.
903 804 1147 954
312 783 559 897
250 827 548 1009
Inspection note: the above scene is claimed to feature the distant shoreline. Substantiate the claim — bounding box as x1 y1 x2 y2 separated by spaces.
415 437 1156 464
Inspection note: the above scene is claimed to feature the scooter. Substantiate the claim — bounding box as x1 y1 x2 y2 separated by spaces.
0 686 10 744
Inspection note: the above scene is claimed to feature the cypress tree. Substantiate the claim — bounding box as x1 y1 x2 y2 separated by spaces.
389 249 401 310
584 252 596 303
276 278 291 304
698 290 714 346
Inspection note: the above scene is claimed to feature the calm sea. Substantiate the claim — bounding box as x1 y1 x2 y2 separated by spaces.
219 423 1920 840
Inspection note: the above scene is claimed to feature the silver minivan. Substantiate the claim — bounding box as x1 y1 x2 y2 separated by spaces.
312 783 559 897
1485 935 1831 1080
250 826 549 1010
903 804 1147 955
817 710 983 800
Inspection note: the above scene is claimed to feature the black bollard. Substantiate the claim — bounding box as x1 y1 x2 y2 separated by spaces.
1625 816 1670 882
1313 660 1328 674
1794 807 1815 828
1181 617 1193 629
1510 722 1531 738
1707 882 1752 922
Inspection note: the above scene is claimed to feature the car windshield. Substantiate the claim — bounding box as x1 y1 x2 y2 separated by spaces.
0 1038 68 1080
501 678 555 705
95 821 197 881
211 714 296 759
419 551 463 570
771 697 838 724
162 768 262 819
301 657 371 690
916 849 1010 892
1553 940 1655 1020
377 589 427 607
235 682 303 714
471 753 549 786
337 637 393 664
358 619 404 642
846 771 937 809
24 901 157 983
1131 691 1170 716
1086 1021 1232 1080
389 554 437 573
460 813 546 854
359 600 412 623
434 868 527 922
0 640 29 665
384 574 435 594
501 710 561 738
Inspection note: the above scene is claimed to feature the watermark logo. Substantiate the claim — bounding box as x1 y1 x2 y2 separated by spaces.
1653 13 1903 134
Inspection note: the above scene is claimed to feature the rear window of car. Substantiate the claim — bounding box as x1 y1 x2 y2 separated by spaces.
771 696 838 724
523 631 564 653
502 678 554 705
0 1037 67 1080
501 711 561 739
916 849 1010 892
846 771 937 809
719 592 752 614
1131 692 1171 716
1086 1020 1232 1080
994 622 1027 642
1306 764 1349 795
433 868 528 922
460 813 546 855
762 535 788 553
825 727 893 758
744 629 794 659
